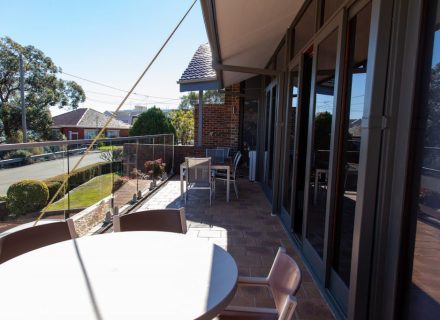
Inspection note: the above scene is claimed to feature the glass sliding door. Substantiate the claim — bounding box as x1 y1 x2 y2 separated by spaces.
281 66 300 226
263 82 278 195
406 1 440 318
329 2 371 309
293 53 314 240
303 11 344 280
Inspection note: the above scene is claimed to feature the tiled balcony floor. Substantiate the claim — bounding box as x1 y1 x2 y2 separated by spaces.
136 176 334 320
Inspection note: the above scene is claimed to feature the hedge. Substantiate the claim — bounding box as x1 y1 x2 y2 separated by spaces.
7 180 49 215
44 161 122 193
45 181 65 202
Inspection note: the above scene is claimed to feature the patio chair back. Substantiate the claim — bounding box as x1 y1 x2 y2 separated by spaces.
206 149 225 164
113 208 187 234
216 147 230 158
186 157 212 186
231 151 242 178
0 219 77 264
267 247 301 319
221 247 301 319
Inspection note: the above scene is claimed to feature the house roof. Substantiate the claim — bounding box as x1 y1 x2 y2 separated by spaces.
200 0 304 87
178 43 221 92
52 108 130 129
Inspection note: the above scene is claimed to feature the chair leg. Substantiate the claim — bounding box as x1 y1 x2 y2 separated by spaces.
233 180 239 199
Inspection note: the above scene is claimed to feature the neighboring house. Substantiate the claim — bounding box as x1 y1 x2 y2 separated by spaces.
104 106 148 125
52 108 130 140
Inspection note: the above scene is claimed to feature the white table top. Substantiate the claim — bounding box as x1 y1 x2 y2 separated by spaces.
0 232 238 320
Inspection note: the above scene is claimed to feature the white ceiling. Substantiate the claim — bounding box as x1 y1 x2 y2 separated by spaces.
214 0 304 86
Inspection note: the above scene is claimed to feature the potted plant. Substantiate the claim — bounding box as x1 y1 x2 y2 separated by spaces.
144 159 165 189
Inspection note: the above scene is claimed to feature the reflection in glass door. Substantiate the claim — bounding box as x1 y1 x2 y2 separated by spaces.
329 3 371 308
294 53 314 239
406 1 440 318
264 83 278 193
281 67 299 227
305 28 339 260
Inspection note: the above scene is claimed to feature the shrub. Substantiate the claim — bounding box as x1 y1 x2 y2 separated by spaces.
45 181 65 202
44 161 121 192
144 158 165 179
112 176 129 193
4 149 32 159
7 180 49 215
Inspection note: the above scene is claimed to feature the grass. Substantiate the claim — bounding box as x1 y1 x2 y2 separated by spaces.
47 173 119 210
97 145 123 151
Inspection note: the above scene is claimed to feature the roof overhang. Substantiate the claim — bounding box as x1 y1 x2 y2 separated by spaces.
201 0 304 87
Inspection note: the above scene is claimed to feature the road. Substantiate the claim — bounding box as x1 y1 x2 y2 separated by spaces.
0 152 105 195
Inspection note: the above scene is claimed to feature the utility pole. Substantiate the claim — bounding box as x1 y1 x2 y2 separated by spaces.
19 54 27 143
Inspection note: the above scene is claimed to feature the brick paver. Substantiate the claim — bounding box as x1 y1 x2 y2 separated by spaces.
136 176 335 320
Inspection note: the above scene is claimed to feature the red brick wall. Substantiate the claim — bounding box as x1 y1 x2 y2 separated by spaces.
194 84 241 151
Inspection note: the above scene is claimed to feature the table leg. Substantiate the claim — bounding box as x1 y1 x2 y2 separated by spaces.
226 167 230 202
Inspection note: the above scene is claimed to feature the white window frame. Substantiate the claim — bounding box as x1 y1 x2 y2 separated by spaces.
84 129 99 139
106 130 120 138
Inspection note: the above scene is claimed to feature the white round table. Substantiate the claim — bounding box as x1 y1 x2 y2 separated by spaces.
0 232 238 319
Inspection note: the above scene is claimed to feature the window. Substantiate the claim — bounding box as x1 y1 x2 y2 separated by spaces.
407 1 440 318
84 129 98 139
321 0 344 26
106 130 120 138
332 3 371 287
292 0 317 58
306 28 338 258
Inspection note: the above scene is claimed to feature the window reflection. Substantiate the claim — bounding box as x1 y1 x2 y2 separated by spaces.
332 3 371 287
306 29 338 258
282 69 299 215
408 1 440 318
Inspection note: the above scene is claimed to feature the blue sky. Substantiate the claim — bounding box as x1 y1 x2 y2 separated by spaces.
1 0 207 115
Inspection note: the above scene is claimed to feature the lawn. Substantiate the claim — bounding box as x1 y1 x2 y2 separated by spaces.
47 173 119 210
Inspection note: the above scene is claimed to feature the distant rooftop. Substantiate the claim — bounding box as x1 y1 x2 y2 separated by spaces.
178 43 220 92
52 108 130 129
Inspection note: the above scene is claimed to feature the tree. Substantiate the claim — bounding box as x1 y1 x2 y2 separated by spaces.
129 106 175 136
178 90 224 109
0 37 85 141
169 109 194 145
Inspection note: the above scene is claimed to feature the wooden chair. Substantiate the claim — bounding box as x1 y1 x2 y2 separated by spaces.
219 247 301 320
113 208 187 234
0 219 77 264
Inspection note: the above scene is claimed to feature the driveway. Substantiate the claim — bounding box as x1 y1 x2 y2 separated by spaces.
0 152 104 195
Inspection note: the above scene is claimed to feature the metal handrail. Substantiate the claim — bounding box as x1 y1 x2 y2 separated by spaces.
0 134 174 151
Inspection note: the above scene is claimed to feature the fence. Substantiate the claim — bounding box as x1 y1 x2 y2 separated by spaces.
0 134 174 234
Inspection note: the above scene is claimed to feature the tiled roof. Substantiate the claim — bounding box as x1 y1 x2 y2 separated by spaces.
53 108 130 129
179 43 217 83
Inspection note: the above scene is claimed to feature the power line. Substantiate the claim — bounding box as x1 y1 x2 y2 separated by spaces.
36 0 198 225
61 71 181 101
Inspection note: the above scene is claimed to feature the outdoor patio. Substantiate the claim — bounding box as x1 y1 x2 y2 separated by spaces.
134 175 335 320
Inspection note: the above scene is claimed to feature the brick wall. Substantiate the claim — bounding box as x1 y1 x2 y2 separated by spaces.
194 84 241 151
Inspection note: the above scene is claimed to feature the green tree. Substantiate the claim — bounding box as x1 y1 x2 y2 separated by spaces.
129 107 175 136
0 37 85 140
169 109 194 145
178 90 224 109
